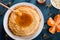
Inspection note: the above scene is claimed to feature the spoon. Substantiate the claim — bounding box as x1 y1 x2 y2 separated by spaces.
0 3 22 16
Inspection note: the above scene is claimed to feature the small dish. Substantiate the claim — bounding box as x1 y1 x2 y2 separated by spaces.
51 0 60 9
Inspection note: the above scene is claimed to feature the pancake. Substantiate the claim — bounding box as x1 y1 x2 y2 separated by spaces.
8 5 40 36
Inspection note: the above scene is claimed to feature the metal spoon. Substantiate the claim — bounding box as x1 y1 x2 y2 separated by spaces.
0 3 22 16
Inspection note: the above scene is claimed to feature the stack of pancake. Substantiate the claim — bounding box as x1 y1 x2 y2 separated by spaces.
8 5 40 36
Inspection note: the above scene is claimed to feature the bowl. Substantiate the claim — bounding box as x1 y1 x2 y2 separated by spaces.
50 0 60 9
3 2 44 40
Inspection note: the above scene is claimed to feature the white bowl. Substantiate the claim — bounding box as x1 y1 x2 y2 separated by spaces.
3 2 44 40
51 0 60 9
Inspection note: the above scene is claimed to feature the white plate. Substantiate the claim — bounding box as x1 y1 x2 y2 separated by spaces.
51 0 60 9
3 2 44 40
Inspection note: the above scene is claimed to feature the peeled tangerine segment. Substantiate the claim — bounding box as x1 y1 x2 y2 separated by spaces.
54 14 60 24
47 17 55 27
57 24 60 32
49 26 56 34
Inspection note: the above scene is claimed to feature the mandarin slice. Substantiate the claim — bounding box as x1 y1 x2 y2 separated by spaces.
56 24 60 32
47 17 55 27
49 26 56 34
54 14 60 24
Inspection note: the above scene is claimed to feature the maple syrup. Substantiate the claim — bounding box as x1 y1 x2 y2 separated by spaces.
15 13 33 27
